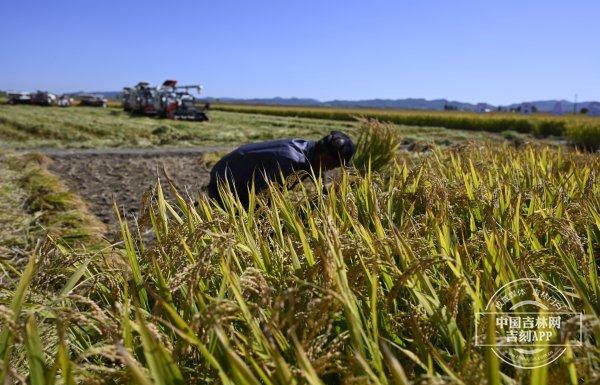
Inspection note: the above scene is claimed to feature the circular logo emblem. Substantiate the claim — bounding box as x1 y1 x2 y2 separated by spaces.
477 278 582 369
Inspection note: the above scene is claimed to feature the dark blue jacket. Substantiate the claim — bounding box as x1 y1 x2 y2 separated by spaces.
208 139 316 207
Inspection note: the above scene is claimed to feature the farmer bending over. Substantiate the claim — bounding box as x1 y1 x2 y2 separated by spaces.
207 131 355 208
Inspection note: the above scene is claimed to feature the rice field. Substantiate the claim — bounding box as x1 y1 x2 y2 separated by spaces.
0 121 598 384
213 104 600 150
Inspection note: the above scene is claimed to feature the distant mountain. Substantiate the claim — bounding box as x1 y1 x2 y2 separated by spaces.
205 97 479 111
505 100 596 113
205 97 599 112
49 91 599 112
206 96 322 106
323 98 476 110
65 91 121 100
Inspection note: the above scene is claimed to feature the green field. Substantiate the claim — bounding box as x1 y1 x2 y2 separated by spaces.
0 106 599 384
1 104 524 149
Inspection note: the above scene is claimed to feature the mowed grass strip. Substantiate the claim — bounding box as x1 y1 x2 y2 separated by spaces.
0 104 509 149
0 105 354 149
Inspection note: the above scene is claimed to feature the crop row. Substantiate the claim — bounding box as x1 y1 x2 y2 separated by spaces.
213 104 600 150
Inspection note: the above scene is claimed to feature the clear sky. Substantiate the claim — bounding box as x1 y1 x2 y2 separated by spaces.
1 0 598 105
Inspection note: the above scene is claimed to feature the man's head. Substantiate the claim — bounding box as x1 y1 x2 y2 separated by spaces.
312 131 355 170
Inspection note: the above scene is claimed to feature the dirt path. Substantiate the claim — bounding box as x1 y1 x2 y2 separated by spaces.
43 147 227 238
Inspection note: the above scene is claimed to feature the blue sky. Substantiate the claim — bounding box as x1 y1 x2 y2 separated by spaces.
1 0 598 104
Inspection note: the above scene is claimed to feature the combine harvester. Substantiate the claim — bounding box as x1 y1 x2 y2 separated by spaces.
79 93 108 108
122 80 209 121
30 91 57 106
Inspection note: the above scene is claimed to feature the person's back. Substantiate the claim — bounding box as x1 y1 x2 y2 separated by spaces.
208 138 316 207
207 131 355 208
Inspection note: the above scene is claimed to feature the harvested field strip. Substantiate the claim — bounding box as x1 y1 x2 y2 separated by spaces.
45 148 214 237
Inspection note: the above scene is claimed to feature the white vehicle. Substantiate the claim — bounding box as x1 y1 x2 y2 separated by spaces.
6 91 32 104
58 95 74 107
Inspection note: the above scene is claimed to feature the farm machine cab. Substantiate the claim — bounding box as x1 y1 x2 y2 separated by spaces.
156 80 209 121
121 87 132 111
127 82 159 115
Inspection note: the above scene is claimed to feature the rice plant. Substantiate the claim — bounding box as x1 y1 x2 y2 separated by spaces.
214 104 600 150
352 118 402 173
0 127 599 384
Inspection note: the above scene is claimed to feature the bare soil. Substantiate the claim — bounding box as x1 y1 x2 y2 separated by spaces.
44 148 223 239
